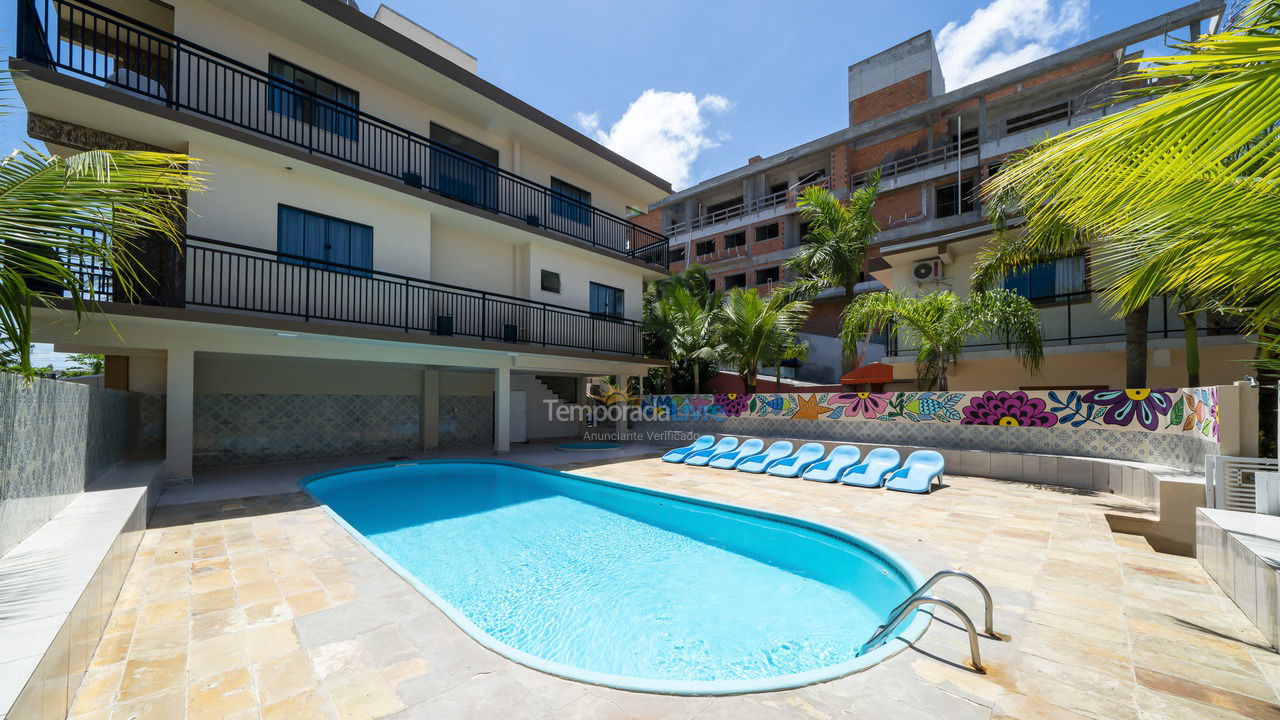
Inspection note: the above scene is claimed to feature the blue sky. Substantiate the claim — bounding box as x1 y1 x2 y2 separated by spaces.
1 0 1199 366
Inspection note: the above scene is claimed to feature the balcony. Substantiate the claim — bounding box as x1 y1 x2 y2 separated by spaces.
16 0 667 268
666 177 829 236
851 135 980 187
885 291 1242 358
66 236 644 357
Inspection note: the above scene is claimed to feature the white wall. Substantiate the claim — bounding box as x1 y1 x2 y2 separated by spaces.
186 139 433 279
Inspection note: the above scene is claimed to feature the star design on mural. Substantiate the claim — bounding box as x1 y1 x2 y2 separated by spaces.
789 394 832 421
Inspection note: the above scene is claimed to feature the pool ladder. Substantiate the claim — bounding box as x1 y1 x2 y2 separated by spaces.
859 570 996 672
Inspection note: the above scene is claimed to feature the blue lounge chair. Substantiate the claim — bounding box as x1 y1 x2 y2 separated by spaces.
736 441 794 474
841 448 901 487
662 435 715 463
685 436 739 466
884 450 945 494
766 443 828 478
708 438 765 469
802 445 862 483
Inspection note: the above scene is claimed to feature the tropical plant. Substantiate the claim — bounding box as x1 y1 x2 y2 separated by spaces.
0 147 203 376
63 352 105 377
978 0 1280 368
641 265 721 394
843 289 1044 390
785 174 880 369
764 341 809 393
708 288 812 394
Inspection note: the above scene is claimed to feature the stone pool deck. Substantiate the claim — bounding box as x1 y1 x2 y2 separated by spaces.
65 455 1280 720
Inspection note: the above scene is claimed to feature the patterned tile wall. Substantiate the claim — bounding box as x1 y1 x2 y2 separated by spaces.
439 395 493 448
635 414 1218 472
0 373 133 556
193 394 420 467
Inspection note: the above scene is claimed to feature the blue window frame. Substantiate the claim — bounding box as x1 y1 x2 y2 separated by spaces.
550 178 592 226
589 282 624 319
268 57 359 140
1004 255 1087 302
277 206 372 276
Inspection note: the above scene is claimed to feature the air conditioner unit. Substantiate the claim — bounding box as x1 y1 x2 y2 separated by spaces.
912 258 943 283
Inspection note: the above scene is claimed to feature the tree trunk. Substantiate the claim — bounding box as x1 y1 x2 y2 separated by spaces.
741 370 756 395
774 362 782 393
1182 309 1200 387
841 286 855 374
693 360 701 395
937 357 950 392
1124 302 1150 388
665 367 674 395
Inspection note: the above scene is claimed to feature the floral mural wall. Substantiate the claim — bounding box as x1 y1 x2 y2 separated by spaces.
641 387 1219 441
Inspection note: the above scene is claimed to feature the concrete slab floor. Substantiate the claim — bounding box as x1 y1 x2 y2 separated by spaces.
67 457 1280 719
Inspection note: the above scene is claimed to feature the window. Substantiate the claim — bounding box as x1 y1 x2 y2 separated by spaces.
800 220 815 243
1004 102 1070 134
670 247 686 263
696 239 716 256
550 178 592 225
429 123 499 210
755 223 779 242
724 231 746 249
268 58 359 140
769 181 788 196
590 282 625 318
756 267 780 285
277 205 372 276
540 270 561 293
1004 255 1088 303
935 179 975 218
725 273 747 289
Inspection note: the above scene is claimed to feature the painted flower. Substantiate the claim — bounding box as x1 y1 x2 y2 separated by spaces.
826 392 891 420
1080 388 1175 431
713 393 751 417
961 391 1058 427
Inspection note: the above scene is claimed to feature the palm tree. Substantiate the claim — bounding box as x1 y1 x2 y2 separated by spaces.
642 264 720 394
710 288 812 394
844 289 1043 390
785 173 880 370
979 0 1280 365
0 147 203 376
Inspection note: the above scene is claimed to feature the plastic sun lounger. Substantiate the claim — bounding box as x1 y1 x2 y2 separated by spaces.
884 450 945 494
685 437 740 466
840 447 901 488
708 438 765 469
801 445 863 483
766 443 828 478
662 435 715 463
735 441 794 474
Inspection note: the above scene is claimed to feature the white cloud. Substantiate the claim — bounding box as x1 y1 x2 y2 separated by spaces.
937 0 1089 89
575 90 732 190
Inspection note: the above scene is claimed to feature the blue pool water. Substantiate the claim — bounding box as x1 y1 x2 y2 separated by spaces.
302 460 926 694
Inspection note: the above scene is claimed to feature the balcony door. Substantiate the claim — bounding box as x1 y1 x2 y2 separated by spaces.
429 123 499 211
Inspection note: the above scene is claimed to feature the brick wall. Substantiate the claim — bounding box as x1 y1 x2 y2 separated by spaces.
849 73 931 124
871 186 923 227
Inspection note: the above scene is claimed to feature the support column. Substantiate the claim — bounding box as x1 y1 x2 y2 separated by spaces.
165 346 194 479
421 369 439 450
494 366 511 453
576 375 590 438
615 375 636 439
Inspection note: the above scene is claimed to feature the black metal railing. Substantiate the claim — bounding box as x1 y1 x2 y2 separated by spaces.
65 236 643 356
17 0 668 268
885 291 1241 357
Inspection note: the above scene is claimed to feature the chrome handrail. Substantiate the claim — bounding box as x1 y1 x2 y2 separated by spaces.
888 570 995 636
861 596 985 672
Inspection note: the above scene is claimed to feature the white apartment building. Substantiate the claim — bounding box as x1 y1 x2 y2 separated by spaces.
14 0 671 475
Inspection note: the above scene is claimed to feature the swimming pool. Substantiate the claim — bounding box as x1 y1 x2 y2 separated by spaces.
301 460 928 694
